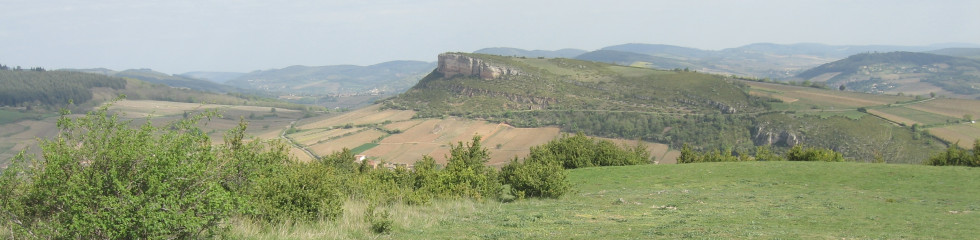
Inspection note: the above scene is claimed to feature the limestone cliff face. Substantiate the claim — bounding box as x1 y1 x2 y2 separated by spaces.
752 124 800 147
437 53 526 79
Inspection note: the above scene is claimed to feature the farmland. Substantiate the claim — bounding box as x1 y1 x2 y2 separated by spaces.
745 81 980 147
286 107 677 166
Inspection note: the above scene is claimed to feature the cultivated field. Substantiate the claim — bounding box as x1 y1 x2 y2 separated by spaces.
929 124 980 148
296 105 414 130
289 105 677 167
745 81 980 147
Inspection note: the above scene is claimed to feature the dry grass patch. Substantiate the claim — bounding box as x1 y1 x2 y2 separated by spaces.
929 124 980 148
227 200 485 240
866 109 918 126
298 105 414 130
907 98 980 119
309 130 385 156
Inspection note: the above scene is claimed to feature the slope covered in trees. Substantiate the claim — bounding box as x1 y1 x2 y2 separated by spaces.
0 69 126 107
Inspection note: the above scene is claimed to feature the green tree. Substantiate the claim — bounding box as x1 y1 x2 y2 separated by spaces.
0 105 234 239
500 146 570 198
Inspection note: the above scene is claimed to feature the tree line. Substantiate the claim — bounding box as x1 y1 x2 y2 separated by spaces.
0 69 126 107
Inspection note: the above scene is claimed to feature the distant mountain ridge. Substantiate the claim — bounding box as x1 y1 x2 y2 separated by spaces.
473 43 980 79
473 47 587 58
795 51 980 98
61 68 242 93
224 60 436 95
178 71 246 83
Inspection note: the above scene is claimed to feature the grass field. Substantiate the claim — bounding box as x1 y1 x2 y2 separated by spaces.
231 162 980 239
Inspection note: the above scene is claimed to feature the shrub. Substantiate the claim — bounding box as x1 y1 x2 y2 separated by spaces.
925 140 979 167
542 132 650 168
785 145 846 162
0 106 234 239
246 162 344 223
500 146 570 198
365 204 393 234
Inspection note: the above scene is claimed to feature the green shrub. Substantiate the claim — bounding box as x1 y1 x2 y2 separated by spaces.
0 106 234 239
926 140 979 167
785 145 846 162
247 162 344 223
500 146 570 198
365 204 393 234
542 132 650 168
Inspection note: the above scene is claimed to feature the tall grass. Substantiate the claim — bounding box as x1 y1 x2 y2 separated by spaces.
227 199 487 239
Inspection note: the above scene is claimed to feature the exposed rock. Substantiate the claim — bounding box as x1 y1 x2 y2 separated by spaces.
437 53 527 79
753 124 800 147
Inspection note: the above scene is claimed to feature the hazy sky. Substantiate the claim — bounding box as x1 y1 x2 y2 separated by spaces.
2 0 978 74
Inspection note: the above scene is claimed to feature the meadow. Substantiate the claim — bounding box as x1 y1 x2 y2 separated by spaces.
229 161 980 239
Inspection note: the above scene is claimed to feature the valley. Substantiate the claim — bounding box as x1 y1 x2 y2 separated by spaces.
3 44 980 239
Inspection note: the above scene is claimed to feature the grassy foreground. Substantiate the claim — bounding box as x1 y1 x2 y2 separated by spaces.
232 162 980 239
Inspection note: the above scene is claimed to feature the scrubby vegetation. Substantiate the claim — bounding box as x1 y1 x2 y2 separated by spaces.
0 104 657 238
926 140 980 167
679 143 846 163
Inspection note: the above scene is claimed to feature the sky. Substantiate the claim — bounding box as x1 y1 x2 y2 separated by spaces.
2 0 979 74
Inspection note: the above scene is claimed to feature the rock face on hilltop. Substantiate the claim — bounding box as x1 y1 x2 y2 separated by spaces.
438 53 526 79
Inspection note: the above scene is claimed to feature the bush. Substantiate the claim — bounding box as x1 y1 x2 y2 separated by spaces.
500 146 570 198
542 132 650 169
246 162 344 223
365 204 393 234
926 140 979 167
785 145 846 162
0 106 235 239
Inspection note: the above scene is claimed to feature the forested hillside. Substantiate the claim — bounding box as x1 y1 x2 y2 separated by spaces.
0 69 126 107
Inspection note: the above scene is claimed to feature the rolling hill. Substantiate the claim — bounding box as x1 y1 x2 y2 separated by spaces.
0 67 318 168
62 68 243 93
379 53 949 164
928 47 980 60
475 43 980 80
178 71 246 83
225 60 436 95
795 51 980 99
474 47 587 58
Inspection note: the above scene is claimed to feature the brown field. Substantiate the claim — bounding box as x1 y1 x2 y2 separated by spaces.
108 100 299 118
363 119 562 166
308 129 385 156
0 119 61 167
289 147 314 162
866 109 918 126
290 128 363 146
296 105 414 130
929 124 980 148
906 98 980 119
383 119 426 131
744 81 912 107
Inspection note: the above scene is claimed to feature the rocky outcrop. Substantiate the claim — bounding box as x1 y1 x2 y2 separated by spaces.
752 124 800 147
437 53 527 79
